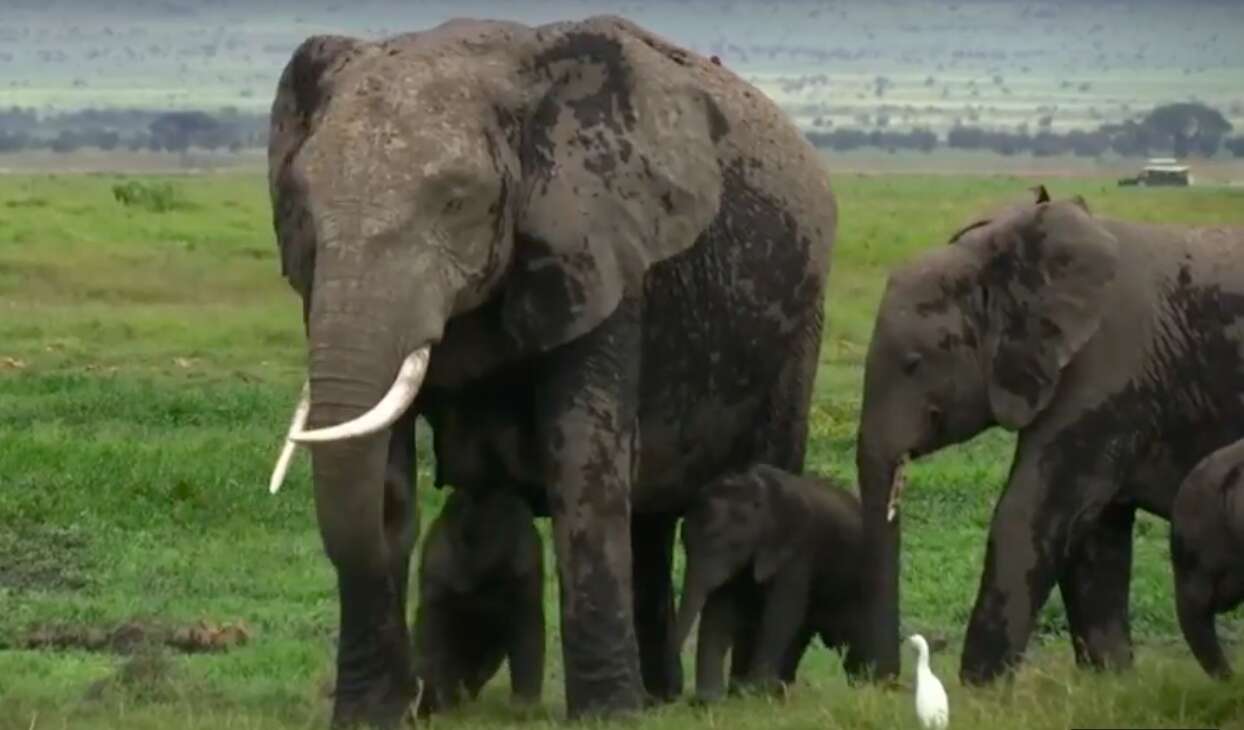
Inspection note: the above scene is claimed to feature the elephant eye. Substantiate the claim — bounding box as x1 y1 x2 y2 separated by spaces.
901 351 922 375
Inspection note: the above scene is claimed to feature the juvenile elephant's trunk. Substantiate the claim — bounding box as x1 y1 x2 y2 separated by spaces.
675 561 711 653
856 436 903 682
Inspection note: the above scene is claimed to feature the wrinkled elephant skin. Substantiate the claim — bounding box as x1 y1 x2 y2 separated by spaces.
855 188 1244 685
266 15 835 727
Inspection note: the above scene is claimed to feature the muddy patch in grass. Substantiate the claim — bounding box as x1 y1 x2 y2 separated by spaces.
0 524 90 591
9 618 252 654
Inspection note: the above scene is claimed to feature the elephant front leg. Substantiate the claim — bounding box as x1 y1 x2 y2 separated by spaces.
742 565 812 693
1057 502 1135 672
727 580 762 692
545 421 644 717
536 299 645 719
632 513 684 703
778 627 814 685
960 441 1119 686
411 599 461 714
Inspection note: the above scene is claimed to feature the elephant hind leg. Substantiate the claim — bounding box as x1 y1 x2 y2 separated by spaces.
1057 502 1135 672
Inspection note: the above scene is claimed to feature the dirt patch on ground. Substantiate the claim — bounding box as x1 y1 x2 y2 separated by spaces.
83 648 183 702
11 618 252 655
0 524 89 592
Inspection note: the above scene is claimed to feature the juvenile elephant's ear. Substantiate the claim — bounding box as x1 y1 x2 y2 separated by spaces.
970 202 1119 429
754 470 812 583
506 21 725 352
268 34 361 298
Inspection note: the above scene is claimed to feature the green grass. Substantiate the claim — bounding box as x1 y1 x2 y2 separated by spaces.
3 173 1244 729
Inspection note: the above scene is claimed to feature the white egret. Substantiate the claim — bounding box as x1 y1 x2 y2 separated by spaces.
907 633 949 730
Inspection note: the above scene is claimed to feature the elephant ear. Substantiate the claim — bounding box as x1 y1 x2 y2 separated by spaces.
753 469 812 583
969 201 1119 429
506 20 725 352
948 185 1053 244
268 34 361 298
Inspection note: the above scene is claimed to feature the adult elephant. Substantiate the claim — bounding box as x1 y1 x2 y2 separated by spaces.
853 187 1244 685
264 15 835 728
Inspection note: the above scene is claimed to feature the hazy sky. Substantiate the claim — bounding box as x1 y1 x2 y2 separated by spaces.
2 1 1242 118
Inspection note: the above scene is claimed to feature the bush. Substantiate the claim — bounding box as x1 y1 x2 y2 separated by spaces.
111 181 188 213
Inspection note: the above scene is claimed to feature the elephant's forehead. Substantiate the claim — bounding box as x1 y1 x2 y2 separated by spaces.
886 255 973 318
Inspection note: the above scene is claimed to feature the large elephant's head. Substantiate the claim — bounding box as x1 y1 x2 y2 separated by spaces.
262 17 729 541
854 188 1120 679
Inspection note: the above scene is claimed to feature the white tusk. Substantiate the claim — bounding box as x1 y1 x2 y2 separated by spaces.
289 347 430 444
886 454 911 522
269 381 311 494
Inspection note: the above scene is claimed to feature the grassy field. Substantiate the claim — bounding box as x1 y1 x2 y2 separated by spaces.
2 172 1244 729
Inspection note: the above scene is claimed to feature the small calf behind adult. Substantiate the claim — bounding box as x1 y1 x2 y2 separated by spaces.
413 487 545 712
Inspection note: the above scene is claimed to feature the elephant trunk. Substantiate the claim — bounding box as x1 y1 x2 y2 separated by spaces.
302 286 421 570
855 433 903 682
675 558 712 653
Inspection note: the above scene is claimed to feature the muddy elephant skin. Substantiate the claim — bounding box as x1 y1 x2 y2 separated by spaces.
854 186 1244 685
266 14 835 726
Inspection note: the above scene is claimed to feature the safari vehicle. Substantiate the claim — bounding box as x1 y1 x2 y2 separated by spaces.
1118 158 1192 187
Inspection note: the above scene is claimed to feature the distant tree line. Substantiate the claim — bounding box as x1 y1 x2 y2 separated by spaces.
805 102 1244 159
0 101 1241 161
0 106 268 155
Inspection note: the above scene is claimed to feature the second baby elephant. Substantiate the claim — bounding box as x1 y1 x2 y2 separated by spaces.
1170 437 1244 678
412 488 545 711
674 464 866 701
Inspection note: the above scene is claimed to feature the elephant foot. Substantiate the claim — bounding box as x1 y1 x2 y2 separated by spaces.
958 655 1016 688
689 688 725 707
728 675 785 700
331 632 419 728
639 663 683 706
330 676 419 730
1070 632 1134 674
564 680 644 721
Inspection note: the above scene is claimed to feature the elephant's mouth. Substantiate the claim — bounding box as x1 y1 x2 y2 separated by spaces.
885 453 911 523
266 346 432 493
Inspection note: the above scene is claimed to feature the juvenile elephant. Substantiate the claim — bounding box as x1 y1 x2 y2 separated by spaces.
674 464 865 701
1170 438 1244 678
264 14 835 726
412 488 544 711
853 186 1244 685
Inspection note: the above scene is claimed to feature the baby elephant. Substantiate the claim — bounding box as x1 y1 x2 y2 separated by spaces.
412 487 545 711
1170 438 1244 679
675 464 866 701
